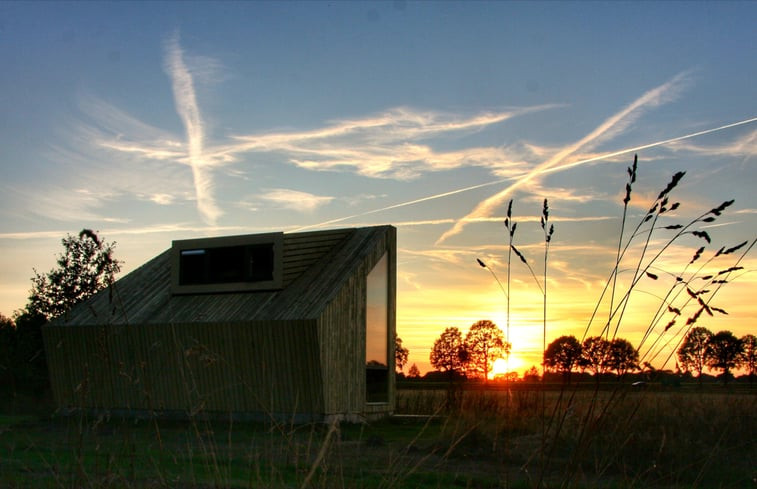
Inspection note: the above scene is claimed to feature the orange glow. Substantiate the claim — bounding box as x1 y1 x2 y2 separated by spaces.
397 249 757 378
490 355 525 379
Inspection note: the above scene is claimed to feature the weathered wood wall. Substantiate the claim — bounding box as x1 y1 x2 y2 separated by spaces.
317 226 396 418
44 319 324 416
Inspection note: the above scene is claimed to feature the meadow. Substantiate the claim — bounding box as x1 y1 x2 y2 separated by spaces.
2 383 754 489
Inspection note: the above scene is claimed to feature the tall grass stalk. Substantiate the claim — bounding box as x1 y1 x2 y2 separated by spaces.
559 158 750 488
478 155 754 488
608 155 637 339
495 198 554 487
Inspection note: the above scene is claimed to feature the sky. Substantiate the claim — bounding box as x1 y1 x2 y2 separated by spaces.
1 1 755 375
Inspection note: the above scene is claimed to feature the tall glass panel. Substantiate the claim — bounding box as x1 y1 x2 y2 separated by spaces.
365 252 388 402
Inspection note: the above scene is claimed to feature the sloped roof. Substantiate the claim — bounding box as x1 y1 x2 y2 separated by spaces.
51 226 393 326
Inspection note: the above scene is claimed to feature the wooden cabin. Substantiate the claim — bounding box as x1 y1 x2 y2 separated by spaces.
43 226 396 422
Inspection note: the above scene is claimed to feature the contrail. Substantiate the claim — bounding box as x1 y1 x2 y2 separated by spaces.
165 32 221 224
436 73 691 244
539 116 757 176
292 179 512 231
295 116 756 233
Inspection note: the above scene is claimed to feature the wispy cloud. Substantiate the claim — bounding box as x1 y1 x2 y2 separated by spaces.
149 193 176 206
164 32 221 224
61 45 754 234
213 104 558 179
258 188 334 213
75 87 556 222
667 127 757 158
291 115 757 235
436 72 693 244
0 223 248 241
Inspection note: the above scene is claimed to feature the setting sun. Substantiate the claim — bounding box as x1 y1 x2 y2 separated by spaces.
490 355 525 379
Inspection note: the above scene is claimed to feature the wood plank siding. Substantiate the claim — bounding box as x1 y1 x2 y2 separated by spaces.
43 226 396 421
44 320 324 416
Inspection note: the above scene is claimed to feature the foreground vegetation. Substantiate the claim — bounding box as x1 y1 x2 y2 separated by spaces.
2 158 754 488
2 384 754 489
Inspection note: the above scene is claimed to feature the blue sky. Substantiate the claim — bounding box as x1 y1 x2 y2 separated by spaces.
1 1 755 373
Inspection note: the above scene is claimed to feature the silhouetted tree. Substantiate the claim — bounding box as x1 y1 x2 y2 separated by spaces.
0 314 15 391
543 335 582 381
677 326 713 384
407 363 421 379
464 320 508 381
8 230 120 397
705 330 744 384
523 365 540 382
742 334 757 383
580 336 612 377
395 336 409 373
499 371 519 382
27 229 121 321
430 326 469 410
429 327 467 376
3 309 48 395
607 338 639 376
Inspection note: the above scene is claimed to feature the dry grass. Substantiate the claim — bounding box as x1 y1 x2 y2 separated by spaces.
397 385 756 488
2 385 754 489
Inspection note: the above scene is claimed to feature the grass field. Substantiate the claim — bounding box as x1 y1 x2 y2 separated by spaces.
1 385 755 488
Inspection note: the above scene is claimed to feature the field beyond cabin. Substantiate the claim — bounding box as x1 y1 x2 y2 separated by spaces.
2 383 754 488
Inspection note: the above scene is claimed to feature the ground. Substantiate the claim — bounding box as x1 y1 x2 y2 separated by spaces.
1 384 755 488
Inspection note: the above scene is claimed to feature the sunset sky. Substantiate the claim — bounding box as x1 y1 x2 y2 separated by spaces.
1 2 755 375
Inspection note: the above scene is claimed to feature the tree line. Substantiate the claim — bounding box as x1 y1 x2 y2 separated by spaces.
395 321 757 383
677 327 756 383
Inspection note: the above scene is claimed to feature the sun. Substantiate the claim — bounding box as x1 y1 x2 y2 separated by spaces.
490 355 524 379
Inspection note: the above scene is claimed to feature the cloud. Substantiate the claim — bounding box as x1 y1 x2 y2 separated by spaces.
435 72 693 244
290 115 756 235
149 193 176 205
258 189 334 213
11 182 122 223
77 96 183 149
164 32 221 225
209 104 559 179
667 127 757 158
399 247 475 266
25 139 193 223
71 81 557 224
0 223 249 241
59 40 754 234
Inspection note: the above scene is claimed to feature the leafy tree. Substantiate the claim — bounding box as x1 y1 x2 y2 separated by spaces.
580 336 611 376
407 363 421 379
5 230 120 397
677 326 713 383
430 327 467 376
705 330 744 383
742 334 757 383
27 229 121 320
395 336 409 373
464 320 509 381
523 365 540 382
607 338 639 376
543 335 582 380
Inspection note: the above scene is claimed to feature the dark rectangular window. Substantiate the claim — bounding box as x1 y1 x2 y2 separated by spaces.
179 243 275 286
171 232 283 294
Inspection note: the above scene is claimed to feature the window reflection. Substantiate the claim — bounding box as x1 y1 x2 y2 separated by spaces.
366 252 388 402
